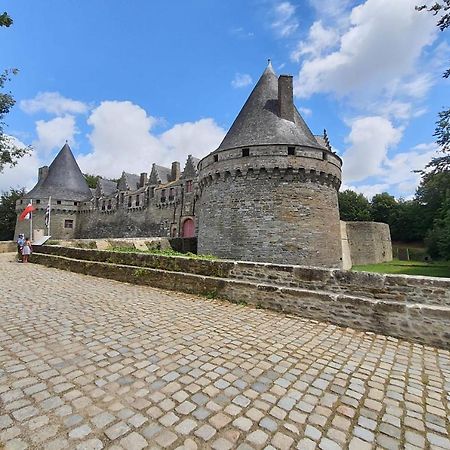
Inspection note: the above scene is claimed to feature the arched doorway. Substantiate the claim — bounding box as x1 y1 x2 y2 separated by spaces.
182 218 195 238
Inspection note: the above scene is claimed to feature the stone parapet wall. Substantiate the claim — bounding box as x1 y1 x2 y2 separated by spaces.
229 262 450 307
31 250 450 349
32 246 450 349
0 241 16 253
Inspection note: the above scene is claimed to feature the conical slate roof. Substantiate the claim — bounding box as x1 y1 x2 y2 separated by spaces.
27 143 92 201
217 62 319 151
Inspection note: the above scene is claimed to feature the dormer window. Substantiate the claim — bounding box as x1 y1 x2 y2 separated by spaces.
214 154 219 162
242 148 250 157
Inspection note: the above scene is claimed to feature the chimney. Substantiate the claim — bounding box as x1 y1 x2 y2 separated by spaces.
171 162 181 181
38 166 49 182
278 75 295 122
139 172 148 188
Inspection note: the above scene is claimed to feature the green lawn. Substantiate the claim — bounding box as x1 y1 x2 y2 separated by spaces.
352 259 450 278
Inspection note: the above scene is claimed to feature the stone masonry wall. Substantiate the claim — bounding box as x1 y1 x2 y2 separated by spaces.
345 221 393 265
33 246 450 348
198 171 342 267
76 207 174 239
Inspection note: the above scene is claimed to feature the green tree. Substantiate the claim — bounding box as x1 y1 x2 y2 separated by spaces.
0 12 13 27
371 192 398 223
417 1 450 172
338 189 372 221
0 187 25 240
425 193 450 259
0 11 30 172
84 173 99 189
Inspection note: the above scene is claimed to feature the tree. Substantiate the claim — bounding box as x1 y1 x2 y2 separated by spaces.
417 1 450 171
338 190 372 221
0 187 25 240
0 12 13 27
425 192 450 259
371 193 398 223
84 174 99 189
0 11 30 172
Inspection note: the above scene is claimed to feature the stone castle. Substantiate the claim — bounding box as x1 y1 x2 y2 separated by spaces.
15 62 392 268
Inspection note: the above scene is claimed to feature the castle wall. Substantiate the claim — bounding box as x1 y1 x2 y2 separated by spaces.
76 206 173 239
345 221 392 265
198 169 342 267
340 221 352 270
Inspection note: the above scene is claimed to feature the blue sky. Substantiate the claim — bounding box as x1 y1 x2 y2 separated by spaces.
1 0 449 198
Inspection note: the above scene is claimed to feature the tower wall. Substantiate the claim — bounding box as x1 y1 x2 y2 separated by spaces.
15 198 79 240
197 145 343 267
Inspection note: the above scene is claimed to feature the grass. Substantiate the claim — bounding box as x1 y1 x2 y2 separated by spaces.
352 259 450 278
107 245 217 260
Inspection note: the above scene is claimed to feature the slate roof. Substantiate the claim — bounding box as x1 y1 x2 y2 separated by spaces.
149 164 172 185
181 155 199 179
216 62 320 152
118 172 141 191
27 143 92 201
97 178 117 197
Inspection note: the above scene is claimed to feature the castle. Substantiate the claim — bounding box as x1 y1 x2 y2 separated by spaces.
15 62 392 268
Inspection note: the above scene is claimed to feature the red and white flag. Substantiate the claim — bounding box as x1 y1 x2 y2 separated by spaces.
19 202 36 221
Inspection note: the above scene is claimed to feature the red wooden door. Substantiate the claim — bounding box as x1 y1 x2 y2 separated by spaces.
182 218 195 238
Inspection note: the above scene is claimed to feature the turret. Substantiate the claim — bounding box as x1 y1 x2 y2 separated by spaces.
196 61 343 267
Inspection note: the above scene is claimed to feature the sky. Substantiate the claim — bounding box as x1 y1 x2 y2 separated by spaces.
1 0 449 199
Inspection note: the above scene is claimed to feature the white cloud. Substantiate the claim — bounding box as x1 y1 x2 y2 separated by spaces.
160 119 225 166
344 183 390 200
295 0 437 99
0 137 42 193
35 115 78 153
308 0 353 22
382 142 439 187
342 116 402 182
298 107 312 117
231 73 253 88
21 92 88 116
77 101 225 178
271 2 298 37
291 21 339 61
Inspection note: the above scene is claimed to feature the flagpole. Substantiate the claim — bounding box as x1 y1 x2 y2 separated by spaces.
30 199 33 241
48 196 51 236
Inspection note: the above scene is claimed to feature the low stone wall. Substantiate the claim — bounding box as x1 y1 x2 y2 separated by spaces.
32 246 450 349
0 241 16 253
36 245 234 277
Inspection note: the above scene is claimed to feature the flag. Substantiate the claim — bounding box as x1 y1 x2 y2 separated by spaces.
45 201 50 227
19 203 36 221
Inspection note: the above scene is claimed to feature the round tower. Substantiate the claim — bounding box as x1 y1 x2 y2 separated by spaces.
15 143 92 240
197 62 343 267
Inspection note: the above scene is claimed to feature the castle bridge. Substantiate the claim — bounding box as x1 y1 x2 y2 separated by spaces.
1 253 449 449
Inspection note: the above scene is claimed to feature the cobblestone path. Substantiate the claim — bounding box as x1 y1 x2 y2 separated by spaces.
0 253 449 450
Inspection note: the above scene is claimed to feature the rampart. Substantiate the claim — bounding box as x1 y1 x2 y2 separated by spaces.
33 246 450 349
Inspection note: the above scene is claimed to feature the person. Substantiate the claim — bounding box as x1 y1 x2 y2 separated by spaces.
22 237 32 263
16 234 25 262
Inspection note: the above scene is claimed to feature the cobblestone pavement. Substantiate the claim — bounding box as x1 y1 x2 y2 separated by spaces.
0 254 449 450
